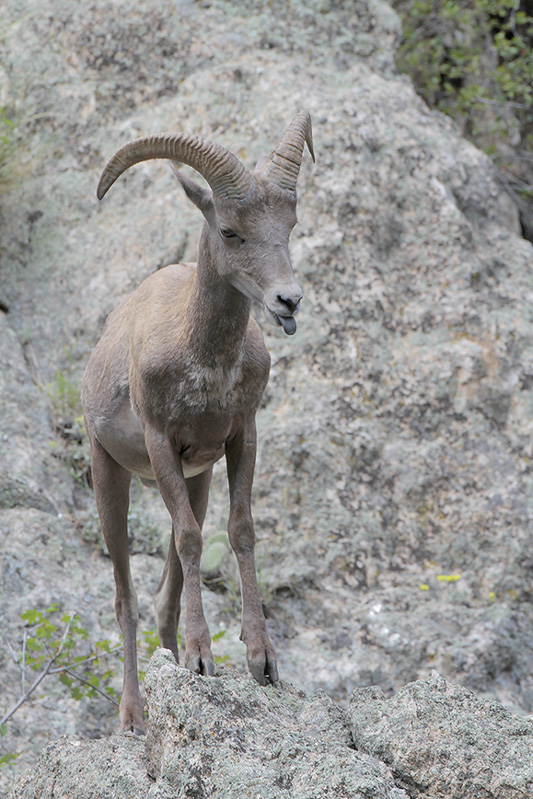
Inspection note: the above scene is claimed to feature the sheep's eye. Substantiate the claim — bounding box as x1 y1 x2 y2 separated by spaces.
220 226 236 238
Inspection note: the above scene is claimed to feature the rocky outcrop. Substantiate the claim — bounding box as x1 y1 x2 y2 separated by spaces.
1 0 533 792
143 651 404 799
8 735 150 799
350 672 533 798
9 652 533 798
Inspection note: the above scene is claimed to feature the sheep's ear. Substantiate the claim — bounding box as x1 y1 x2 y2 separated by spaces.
170 162 214 220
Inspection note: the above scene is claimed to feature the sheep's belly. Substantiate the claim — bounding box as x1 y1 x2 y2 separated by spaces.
180 445 225 478
93 402 226 482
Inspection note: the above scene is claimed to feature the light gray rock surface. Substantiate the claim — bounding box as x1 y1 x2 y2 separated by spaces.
8 734 151 799
1 0 533 793
143 650 406 799
9 654 532 799
349 670 533 798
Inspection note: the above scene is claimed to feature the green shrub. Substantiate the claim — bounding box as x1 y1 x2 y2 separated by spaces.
394 0 533 223
396 0 532 126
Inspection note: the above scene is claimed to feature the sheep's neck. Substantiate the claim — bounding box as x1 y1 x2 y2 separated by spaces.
186 228 252 370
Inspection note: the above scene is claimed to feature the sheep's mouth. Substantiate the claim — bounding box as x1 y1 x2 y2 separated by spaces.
264 305 298 335
276 314 297 335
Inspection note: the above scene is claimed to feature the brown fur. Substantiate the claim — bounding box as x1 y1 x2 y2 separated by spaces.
82 131 310 733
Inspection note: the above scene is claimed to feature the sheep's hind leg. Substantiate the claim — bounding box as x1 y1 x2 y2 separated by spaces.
89 431 144 733
153 465 212 662
153 527 183 661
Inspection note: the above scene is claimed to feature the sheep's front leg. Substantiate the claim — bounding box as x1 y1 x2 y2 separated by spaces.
145 427 214 676
153 468 213 662
226 415 279 685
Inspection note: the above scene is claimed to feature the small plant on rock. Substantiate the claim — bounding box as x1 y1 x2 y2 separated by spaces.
45 359 92 488
1 605 121 731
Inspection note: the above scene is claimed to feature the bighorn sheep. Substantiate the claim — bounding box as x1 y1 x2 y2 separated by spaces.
81 113 314 732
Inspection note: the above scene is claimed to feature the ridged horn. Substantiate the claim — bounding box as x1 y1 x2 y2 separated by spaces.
97 132 256 201
260 111 315 193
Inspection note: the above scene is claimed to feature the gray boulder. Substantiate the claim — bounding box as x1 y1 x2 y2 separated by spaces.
8 735 150 799
144 650 405 799
9 653 533 799
350 670 533 798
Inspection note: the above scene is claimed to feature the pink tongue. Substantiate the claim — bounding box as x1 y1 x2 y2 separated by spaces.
279 316 297 335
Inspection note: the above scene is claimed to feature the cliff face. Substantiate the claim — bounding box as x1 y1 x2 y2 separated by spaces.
1 0 533 792
10 652 533 798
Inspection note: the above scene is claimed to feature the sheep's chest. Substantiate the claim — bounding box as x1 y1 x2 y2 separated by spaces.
139 352 265 423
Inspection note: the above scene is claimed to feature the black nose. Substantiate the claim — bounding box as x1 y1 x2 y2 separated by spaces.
277 293 302 314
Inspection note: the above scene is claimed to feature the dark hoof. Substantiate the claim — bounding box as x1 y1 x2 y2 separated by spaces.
120 719 146 735
119 700 146 736
248 654 279 686
202 658 215 677
185 651 215 677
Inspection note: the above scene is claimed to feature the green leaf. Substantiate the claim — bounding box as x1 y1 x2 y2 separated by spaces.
20 609 43 625
0 751 20 767
59 673 74 688
25 638 43 652
71 625 89 639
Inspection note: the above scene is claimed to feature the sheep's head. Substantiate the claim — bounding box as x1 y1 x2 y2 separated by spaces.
96 113 314 335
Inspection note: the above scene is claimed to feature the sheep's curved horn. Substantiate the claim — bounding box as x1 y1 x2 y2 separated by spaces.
260 111 315 193
97 133 256 201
